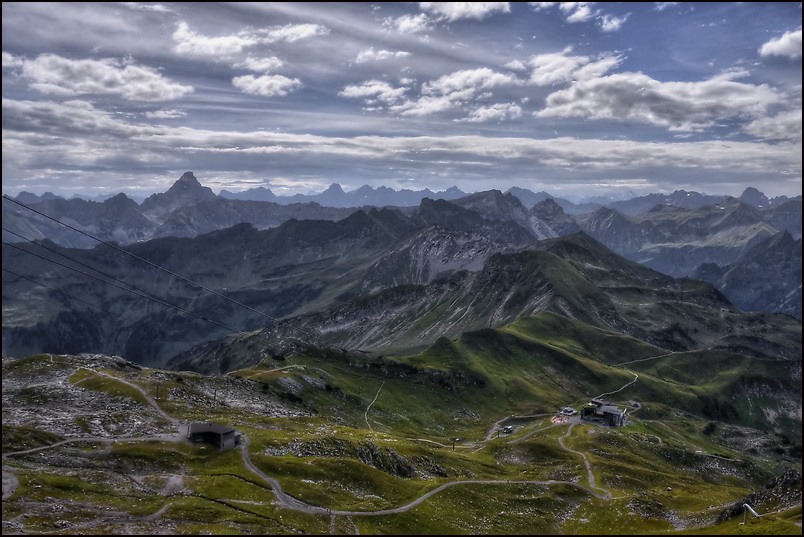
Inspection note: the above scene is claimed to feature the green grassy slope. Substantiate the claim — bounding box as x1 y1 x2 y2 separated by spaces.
3 306 800 534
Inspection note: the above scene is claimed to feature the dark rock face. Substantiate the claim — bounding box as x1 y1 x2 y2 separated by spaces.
356 441 417 478
2 193 156 248
449 190 577 240
531 198 581 237
717 468 802 521
140 171 217 218
739 186 770 207
761 199 803 239
692 231 802 319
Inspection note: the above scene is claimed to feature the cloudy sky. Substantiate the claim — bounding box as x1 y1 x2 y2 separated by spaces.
2 2 802 200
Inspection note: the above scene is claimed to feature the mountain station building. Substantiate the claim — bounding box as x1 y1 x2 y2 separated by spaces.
581 398 627 426
187 422 241 450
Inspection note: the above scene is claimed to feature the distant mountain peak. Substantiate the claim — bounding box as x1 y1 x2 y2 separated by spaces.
738 186 770 207
323 183 345 194
140 171 216 215
14 191 60 205
165 171 207 191
178 171 198 183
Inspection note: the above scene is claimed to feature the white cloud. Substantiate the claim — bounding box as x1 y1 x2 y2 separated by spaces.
173 22 258 58
561 2 594 23
145 109 187 119
122 2 172 12
232 74 301 97
4 98 800 195
709 67 752 82
346 68 523 118
418 2 510 21
2 51 24 68
528 2 558 11
572 55 622 80
423 67 522 95
2 98 165 138
391 90 475 116
391 13 433 34
234 56 284 72
173 22 328 59
536 71 781 132
504 59 527 71
599 13 628 32
527 48 620 86
258 23 329 43
17 53 193 101
463 102 522 122
654 2 679 11
354 48 411 63
529 2 629 32
743 109 802 141
338 80 408 104
759 29 802 59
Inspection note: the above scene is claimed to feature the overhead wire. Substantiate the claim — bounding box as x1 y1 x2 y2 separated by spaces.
2 196 336 353
2 239 327 362
2 194 326 345
6 262 327 379
3 241 240 334
2 267 126 319
3 226 231 329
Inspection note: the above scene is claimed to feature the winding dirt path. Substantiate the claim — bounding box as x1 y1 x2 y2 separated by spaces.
557 424 611 499
595 370 638 399
5 366 628 522
364 381 384 432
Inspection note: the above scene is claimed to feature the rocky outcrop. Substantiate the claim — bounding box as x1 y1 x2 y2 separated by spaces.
692 231 802 319
717 468 802 521
139 171 217 219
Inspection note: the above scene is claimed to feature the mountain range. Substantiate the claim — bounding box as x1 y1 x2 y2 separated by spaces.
2 173 801 535
3 190 800 369
3 172 801 321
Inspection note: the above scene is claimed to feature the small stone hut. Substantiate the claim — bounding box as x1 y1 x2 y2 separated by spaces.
187 422 240 450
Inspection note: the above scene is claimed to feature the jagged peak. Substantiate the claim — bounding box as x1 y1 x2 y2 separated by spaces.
322 183 346 194
456 189 525 209
768 229 799 247
165 171 211 194
534 197 560 208
177 171 199 183
104 192 134 204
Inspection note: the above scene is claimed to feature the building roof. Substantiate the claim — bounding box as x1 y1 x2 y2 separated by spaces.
189 422 235 435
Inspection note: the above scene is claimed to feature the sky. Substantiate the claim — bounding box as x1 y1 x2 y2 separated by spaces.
2 2 802 200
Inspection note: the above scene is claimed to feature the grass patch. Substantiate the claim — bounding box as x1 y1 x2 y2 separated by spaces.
68 368 150 406
2 425 63 454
